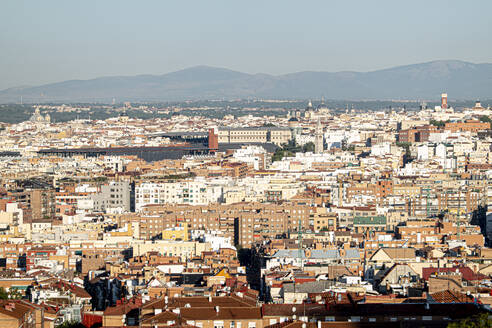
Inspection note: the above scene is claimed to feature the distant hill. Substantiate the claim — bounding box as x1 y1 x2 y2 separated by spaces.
1 60 491 103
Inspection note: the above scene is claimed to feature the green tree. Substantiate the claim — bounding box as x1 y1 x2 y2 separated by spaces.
479 115 492 129
7 289 22 299
271 139 314 162
430 119 449 128
447 313 492 328
479 115 492 123
57 321 85 328
0 287 22 300
302 142 315 152
0 287 8 299
396 141 412 158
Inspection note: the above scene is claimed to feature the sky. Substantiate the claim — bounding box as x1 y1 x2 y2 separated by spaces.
1 0 492 90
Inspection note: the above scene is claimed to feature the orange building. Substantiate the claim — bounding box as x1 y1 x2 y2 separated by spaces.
444 120 490 133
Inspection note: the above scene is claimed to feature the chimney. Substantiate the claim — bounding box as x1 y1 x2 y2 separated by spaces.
215 306 220 313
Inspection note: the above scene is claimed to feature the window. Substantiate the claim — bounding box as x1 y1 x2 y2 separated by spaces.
248 323 256 328
214 321 224 328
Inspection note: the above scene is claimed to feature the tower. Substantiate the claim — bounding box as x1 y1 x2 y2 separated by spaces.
441 93 448 109
314 118 324 153
208 127 219 152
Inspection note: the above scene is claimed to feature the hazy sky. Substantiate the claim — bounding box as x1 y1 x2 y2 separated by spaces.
1 0 492 89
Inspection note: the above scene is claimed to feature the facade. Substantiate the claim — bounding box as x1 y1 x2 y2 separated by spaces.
135 181 223 210
92 181 133 213
218 127 292 146
121 202 313 246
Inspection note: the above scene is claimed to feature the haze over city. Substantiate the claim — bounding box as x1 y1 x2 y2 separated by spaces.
1 0 492 90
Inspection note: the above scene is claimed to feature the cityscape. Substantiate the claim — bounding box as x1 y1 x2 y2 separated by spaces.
1 1 492 328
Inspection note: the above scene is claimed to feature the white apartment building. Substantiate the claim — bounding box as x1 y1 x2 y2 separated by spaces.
135 181 222 210
232 145 268 170
91 181 132 213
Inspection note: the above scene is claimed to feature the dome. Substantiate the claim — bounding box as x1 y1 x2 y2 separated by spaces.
316 97 329 113
306 100 313 111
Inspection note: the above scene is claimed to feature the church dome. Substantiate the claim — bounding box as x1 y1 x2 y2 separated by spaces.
306 100 314 111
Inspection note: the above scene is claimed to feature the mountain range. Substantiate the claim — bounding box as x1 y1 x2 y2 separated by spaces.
1 60 491 103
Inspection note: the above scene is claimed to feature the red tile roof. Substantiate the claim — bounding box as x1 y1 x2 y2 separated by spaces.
429 290 474 303
422 266 487 281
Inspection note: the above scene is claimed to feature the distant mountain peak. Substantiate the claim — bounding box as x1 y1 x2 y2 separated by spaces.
1 60 491 102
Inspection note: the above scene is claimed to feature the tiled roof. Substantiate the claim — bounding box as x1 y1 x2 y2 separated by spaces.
168 296 255 309
180 307 261 320
282 280 334 293
272 249 360 260
0 300 33 319
141 310 179 324
429 290 474 303
262 304 328 317
422 266 488 281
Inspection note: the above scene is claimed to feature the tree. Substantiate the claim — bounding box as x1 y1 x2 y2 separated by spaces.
57 321 85 328
430 119 447 128
302 142 315 153
447 313 492 328
396 141 412 158
271 140 314 162
0 287 8 299
0 287 22 300
479 115 492 129
7 289 22 299
479 115 492 123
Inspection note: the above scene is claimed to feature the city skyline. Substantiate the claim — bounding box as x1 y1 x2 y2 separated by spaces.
0 2 492 327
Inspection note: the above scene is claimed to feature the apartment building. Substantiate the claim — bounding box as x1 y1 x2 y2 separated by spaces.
398 125 437 143
444 120 490 133
9 188 56 221
135 181 223 210
91 181 133 213
218 127 292 146
121 202 313 247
